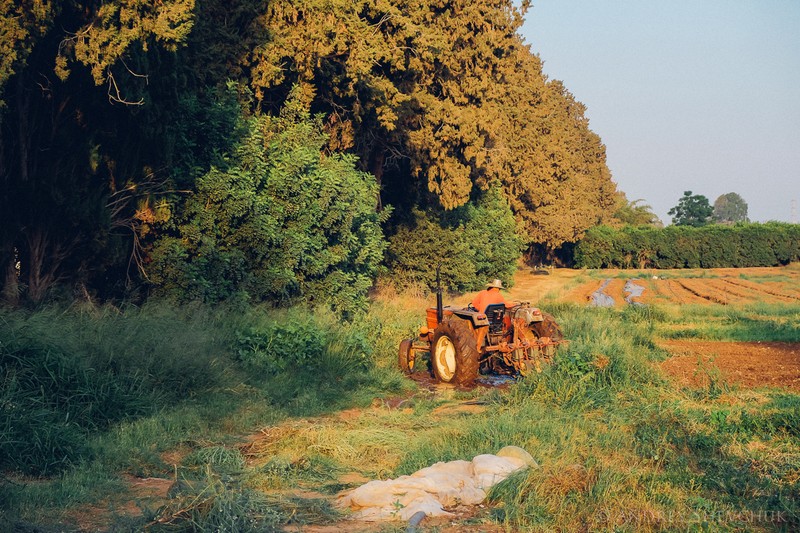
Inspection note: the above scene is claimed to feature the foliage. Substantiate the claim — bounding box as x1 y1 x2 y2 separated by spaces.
610 191 662 227
1 0 615 306
3 289 800 531
247 0 616 251
0 0 212 305
573 222 800 269
235 310 373 377
1 1 194 104
0 300 407 483
0 0 56 101
149 90 387 313
385 185 524 292
712 192 749 224
668 190 713 227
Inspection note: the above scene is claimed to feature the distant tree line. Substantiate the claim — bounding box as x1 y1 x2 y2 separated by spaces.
1 0 616 310
573 223 800 269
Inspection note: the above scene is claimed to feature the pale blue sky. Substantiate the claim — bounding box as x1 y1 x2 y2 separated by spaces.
519 1 800 224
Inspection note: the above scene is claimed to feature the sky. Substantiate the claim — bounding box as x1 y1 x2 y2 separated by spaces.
519 0 800 225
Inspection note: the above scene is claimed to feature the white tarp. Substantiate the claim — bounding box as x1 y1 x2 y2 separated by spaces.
337 446 536 521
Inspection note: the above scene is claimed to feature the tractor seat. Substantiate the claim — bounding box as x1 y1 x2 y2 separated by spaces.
484 303 506 333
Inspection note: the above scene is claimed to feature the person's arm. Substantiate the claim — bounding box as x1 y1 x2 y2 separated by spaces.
471 291 485 312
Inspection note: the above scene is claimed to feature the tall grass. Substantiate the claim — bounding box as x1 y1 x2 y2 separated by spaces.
0 303 235 475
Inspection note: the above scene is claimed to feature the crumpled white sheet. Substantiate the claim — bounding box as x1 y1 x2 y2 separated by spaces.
337 446 535 521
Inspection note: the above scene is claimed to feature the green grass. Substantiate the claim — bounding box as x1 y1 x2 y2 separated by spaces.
645 303 800 342
2 295 799 531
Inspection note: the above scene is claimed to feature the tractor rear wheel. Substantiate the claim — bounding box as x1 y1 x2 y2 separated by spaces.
431 318 480 385
398 339 414 373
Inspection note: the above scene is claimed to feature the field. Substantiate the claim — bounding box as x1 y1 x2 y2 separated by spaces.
2 265 799 532
548 264 800 307
512 264 800 395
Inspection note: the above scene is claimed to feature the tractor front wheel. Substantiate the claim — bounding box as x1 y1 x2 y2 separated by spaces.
431 318 480 385
398 339 415 373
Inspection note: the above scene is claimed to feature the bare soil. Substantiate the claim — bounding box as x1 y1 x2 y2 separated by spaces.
444 264 800 308
659 340 800 391
519 264 800 307
603 279 628 307
560 278 603 305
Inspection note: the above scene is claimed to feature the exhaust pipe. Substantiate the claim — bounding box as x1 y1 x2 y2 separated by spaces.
436 263 443 324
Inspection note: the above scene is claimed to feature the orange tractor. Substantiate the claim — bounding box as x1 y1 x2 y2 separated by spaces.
398 279 565 385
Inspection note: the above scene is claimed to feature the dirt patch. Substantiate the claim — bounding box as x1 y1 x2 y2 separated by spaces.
69 475 173 531
721 278 800 303
662 280 711 305
659 340 800 391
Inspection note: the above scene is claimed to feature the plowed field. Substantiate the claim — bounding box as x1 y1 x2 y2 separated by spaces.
507 263 800 307
659 340 800 391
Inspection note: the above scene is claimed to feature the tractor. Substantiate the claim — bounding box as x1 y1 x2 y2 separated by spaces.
398 279 565 386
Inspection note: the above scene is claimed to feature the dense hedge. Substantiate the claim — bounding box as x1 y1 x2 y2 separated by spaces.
573 223 800 269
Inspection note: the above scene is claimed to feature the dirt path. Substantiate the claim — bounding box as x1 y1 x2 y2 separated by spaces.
659 340 800 391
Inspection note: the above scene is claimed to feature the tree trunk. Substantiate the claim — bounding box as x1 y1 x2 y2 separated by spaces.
369 148 385 211
1 244 19 306
24 228 64 304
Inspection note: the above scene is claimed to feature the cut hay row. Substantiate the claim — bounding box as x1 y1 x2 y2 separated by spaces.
703 279 766 304
662 279 712 305
721 278 800 302
675 279 731 305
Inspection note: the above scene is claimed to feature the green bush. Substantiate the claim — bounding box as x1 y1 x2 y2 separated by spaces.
149 88 387 313
574 223 800 269
385 185 524 291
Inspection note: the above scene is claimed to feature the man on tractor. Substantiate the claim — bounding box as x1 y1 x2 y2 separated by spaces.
470 279 507 313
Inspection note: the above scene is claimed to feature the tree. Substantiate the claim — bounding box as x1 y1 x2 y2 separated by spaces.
611 192 662 226
712 192 748 224
386 184 524 292
1 0 617 306
668 191 712 227
244 0 616 251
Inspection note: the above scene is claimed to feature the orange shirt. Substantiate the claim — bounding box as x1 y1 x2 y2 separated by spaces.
471 288 507 313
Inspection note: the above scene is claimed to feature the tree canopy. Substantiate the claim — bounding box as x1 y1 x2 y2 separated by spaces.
668 191 713 227
611 192 662 227
1 0 616 307
712 192 749 224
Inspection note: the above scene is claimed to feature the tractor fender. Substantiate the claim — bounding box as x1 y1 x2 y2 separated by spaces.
512 306 544 324
447 306 490 328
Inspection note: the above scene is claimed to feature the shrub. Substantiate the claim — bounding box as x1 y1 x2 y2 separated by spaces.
385 185 524 291
235 310 373 377
149 88 387 313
